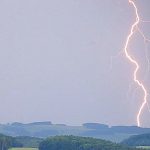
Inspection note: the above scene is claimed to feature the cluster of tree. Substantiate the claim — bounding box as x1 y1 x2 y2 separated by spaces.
39 135 140 150
0 135 43 150
0 134 22 150
121 133 150 146
15 136 43 148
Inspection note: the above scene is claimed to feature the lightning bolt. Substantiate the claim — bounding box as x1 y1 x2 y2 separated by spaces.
125 0 149 127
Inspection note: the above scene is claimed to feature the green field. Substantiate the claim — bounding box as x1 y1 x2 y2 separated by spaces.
137 146 150 149
9 148 38 150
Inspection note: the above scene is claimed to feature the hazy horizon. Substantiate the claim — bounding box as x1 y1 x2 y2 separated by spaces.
0 120 141 127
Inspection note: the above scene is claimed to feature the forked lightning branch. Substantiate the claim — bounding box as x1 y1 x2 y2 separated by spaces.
125 0 150 127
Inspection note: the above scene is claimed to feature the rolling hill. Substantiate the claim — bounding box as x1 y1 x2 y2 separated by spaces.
1 122 150 142
121 133 150 146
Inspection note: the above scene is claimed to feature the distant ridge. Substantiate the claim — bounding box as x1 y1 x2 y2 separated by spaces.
83 123 109 129
0 122 150 142
11 121 52 126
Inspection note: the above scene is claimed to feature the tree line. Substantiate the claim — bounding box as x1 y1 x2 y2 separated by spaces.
0 134 144 150
39 135 140 150
0 134 22 150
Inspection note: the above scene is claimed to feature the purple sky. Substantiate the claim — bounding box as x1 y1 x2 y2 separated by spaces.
0 0 149 127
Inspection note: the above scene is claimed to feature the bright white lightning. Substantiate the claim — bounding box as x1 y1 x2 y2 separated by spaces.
125 0 149 127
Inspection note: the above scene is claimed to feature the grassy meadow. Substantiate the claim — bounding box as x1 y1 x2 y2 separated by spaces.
137 146 150 149
9 148 38 150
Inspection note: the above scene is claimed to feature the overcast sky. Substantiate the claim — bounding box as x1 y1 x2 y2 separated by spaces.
0 0 149 127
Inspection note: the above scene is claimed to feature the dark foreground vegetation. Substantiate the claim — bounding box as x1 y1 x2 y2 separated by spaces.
0 133 146 150
39 136 140 150
15 136 42 148
0 134 42 150
121 133 150 146
0 134 22 150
